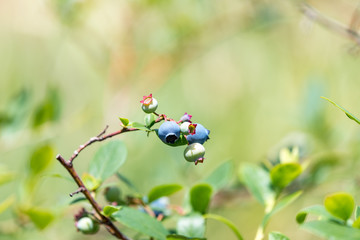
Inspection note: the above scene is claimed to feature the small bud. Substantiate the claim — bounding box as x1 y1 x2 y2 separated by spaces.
104 186 122 203
184 143 205 165
179 112 192 123
76 217 100 235
140 94 158 113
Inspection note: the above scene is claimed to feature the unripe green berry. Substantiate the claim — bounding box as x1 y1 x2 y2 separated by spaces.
104 186 122 203
184 143 205 165
141 94 158 114
76 217 100 234
180 122 190 135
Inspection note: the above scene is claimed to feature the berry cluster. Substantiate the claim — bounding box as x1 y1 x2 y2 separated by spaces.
140 94 210 165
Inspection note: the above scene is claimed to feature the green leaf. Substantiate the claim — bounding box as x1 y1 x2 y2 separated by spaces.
270 163 302 190
353 217 360 229
0 196 15 215
144 114 156 128
272 191 302 214
189 183 212 214
356 206 360 220
268 232 290 240
324 192 355 221
82 173 101 191
28 144 55 176
103 205 122 217
203 214 243 240
203 160 233 191
119 117 129 126
69 197 87 205
89 140 127 181
24 207 55 230
166 234 206 240
32 88 61 128
300 220 360 240
240 164 275 207
111 206 169 240
166 134 188 147
296 205 336 224
0 172 15 186
116 173 139 192
128 122 151 131
148 184 183 203
3 88 30 132
321 97 360 125
262 191 302 228
44 173 73 183
177 214 205 238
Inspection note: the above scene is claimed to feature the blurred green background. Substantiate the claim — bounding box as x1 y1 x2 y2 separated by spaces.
1 0 360 239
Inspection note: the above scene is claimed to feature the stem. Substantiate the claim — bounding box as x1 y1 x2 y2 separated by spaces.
69 126 139 166
300 3 360 46
56 126 139 240
56 154 130 240
254 226 264 240
203 214 244 240
56 116 166 239
254 199 276 240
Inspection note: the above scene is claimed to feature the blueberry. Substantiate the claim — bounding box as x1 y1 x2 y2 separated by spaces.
186 123 210 144
150 197 170 217
157 121 181 144
184 143 205 165
76 217 100 235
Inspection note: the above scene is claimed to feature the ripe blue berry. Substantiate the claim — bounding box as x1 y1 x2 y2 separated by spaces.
184 143 205 165
76 217 100 234
149 197 170 218
186 123 210 144
157 121 181 144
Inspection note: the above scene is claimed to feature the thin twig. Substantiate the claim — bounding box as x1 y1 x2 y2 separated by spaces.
57 117 166 239
349 1 360 32
69 187 85 197
55 126 143 240
97 125 109 137
68 127 139 166
300 3 360 46
56 154 130 240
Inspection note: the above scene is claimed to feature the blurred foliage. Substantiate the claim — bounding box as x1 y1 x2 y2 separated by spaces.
1 0 360 239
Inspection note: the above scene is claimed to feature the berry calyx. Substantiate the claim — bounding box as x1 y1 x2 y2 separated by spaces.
140 94 158 113
180 122 197 135
186 123 210 144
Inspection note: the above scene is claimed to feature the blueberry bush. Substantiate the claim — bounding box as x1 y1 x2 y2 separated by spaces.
2 1 360 240
55 94 212 239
